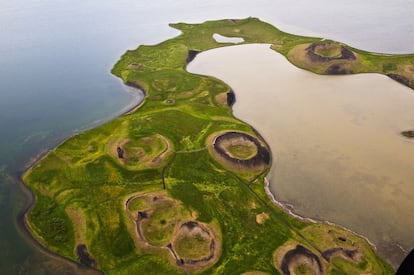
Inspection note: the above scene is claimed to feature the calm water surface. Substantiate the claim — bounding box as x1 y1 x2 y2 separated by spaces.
188 44 414 267
1 0 414 272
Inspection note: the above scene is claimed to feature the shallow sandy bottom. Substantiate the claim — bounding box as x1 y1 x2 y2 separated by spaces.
187 43 414 266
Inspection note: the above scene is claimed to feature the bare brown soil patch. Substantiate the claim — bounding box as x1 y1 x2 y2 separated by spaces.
66 206 87 244
149 134 171 167
128 63 144 70
215 92 228 106
256 212 270 225
176 91 194 99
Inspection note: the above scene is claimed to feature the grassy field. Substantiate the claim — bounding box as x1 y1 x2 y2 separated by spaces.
22 17 403 274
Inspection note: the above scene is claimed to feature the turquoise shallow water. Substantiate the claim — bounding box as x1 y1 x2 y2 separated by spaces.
1 0 413 272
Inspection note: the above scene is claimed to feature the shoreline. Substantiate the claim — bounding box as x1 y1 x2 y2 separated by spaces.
194 46 401 267
263 176 406 268
14 172 103 274
15 85 146 272
188 42 411 269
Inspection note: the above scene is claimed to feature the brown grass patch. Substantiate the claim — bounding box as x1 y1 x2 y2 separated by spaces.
214 92 228 106
66 206 87 244
256 212 270 225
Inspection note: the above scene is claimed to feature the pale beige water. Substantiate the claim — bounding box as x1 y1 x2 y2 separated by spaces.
187 43 414 265
213 33 245 44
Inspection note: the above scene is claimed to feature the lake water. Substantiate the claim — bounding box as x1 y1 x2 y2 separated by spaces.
1 0 413 272
187 43 414 267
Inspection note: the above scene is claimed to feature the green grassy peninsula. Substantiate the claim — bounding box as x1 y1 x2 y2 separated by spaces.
23 18 405 274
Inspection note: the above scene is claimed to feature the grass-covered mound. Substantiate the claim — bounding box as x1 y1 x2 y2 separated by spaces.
23 17 400 274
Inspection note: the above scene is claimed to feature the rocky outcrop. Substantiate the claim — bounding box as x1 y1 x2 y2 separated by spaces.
401 130 414 138
117 146 124 159
387 73 410 87
326 64 353 75
186 50 201 64
226 90 236 106
76 244 97 268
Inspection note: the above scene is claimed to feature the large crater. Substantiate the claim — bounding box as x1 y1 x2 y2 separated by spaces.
212 131 270 168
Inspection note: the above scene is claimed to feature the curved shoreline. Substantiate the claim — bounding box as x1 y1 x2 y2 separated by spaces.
210 64 401 267
188 41 412 269
14 172 103 274
263 177 407 263
15 86 145 272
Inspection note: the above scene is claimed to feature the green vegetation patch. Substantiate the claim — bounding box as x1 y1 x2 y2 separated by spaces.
227 143 257 159
172 222 214 260
127 193 189 246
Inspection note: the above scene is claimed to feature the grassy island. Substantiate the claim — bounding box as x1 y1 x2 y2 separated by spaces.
23 17 407 274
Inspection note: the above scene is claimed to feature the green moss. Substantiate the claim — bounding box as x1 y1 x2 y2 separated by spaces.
27 194 74 259
227 144 258 160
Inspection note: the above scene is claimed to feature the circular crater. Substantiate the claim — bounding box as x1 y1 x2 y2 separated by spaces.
127 194 183 246
313 43 343 58
212 131 270 168
170 221 216 266
280 245 323 275
218 136 258 160
306 42 356 63
109 134 171 169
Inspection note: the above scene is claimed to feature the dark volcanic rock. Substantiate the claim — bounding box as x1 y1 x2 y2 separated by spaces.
226 90 236 106
401 130 414 138
186 50 200 64
117 146 124 159
182 221 199 230
76 244 97 268
387 73 410 86
326 64 353 75
125 81 147 95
